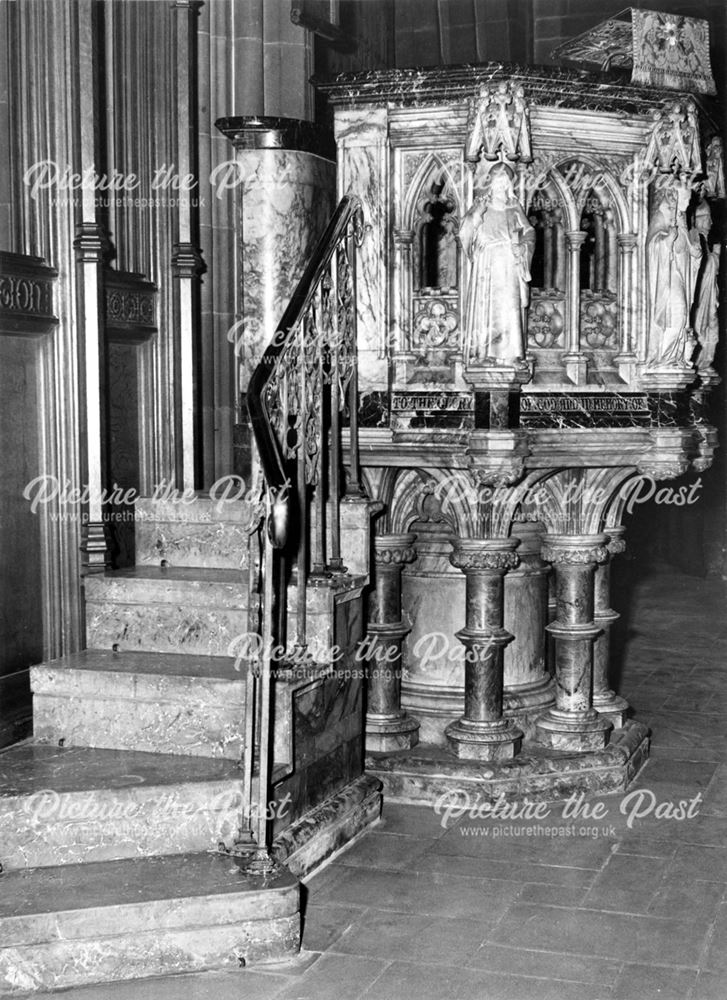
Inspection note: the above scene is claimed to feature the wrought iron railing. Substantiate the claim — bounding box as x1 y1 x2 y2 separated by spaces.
234 194 365 870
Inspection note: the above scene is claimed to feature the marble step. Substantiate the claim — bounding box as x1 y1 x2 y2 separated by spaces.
31 650 247 759
134 496 256 571
0 744 244 871
0 852 299 993
84 567 249 656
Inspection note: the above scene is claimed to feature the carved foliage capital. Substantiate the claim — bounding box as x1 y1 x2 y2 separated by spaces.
541 534 609 566
375 533 417 566
450 539 520 573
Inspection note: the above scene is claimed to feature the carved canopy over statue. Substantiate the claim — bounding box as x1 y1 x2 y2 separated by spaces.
460 163 535 365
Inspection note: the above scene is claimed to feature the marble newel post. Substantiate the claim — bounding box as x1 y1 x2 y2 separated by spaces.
365 535 421 752
592 527 630 727
536 535 612 750
446 539 523 760
215 117 335 467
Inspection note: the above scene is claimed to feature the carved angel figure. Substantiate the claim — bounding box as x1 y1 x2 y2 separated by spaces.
460 163 535 364
646 177 701 368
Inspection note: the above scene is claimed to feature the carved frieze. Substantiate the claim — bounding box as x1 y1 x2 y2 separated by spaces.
0 254 57 332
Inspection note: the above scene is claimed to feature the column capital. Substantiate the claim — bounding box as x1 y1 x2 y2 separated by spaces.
617 233 638 251
541 534 609 566
606 526 627 556
450 537 520 573
565 230 587 250
374 533 417 566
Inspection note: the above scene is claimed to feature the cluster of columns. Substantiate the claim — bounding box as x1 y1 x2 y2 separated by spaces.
365 526 631 760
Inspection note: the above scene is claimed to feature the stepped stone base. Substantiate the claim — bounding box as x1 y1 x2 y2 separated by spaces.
0 853 299 994
0 744 243 870
31 650 246 759
366 720 649 806
273 774 382 877
85 568 247 657
135 496 255 571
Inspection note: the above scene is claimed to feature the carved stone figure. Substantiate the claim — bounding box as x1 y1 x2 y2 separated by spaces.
692 197 720 372
460 163 535 364
646 177 701 369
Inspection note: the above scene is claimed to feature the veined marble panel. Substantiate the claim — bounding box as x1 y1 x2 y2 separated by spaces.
336 107 389 393
236 148 335 388
0 745 243 870
84 569 247 657
32 651 246 758
0 853 299 992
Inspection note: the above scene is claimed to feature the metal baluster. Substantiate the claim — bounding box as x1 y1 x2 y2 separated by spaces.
328 255 344 571
254 497 275 858
295 321 308 651
345 219 365 496
311 286 328 576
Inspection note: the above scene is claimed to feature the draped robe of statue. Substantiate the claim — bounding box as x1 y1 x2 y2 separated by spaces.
692 201 720 372
460 191 535 364
646 189 701 368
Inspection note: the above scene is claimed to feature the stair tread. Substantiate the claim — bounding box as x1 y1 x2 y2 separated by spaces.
32 649 245 681
95 567 244 584
0 743 241 798
0 852 296 918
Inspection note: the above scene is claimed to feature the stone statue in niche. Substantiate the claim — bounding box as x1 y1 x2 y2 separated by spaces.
645 176 701 369
460 163 535 364
692 197 720 373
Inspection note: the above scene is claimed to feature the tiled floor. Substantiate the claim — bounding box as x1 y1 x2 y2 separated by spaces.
27 564 727 1000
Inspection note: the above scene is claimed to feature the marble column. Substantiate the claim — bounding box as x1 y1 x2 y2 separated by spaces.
535 535 612 751
615 233 638 382
503 522 554 735
215 117 336 395
563 230 588 384
593 527 630 727
365 534 421 752
445 539 523 761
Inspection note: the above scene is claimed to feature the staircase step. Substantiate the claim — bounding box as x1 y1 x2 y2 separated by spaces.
0 744 243 871
135 496 256 570
31 650 247 759
85 568 248 656
0 853 299 993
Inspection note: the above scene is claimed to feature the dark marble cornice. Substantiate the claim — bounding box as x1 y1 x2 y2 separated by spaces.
314 62 719 124
215 115 335 160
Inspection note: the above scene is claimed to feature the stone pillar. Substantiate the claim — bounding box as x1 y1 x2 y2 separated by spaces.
535 535 612 751
563 230 588 384
365 534 421 752
445 539 523 761
593 527 630 727
503 522 554 735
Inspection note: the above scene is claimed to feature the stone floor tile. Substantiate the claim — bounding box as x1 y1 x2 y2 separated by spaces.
469 943 620 985
360 960 470 1000
332 910 488 966
692 970 727 1000
299 902 362 951
701 764 727 815
28 971 295 1000
515 882 588 907
416 848 599 887
647 878 725 922
488 902 710 966
666 844 727 883
274 953 388 1000
611 963 697 999
456 969 613 1000
377 802 450 838
335 830 432 871
701 903 727 974
324 865 521 921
